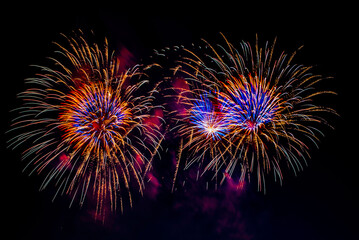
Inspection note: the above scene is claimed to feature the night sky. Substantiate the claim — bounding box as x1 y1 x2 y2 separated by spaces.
2 2 357 240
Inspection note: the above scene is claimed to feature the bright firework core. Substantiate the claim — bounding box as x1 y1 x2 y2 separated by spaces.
221 76 281 133
59 82 131 150
190 95 229 141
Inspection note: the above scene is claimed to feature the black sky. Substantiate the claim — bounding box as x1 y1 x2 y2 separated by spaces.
2 2 358 240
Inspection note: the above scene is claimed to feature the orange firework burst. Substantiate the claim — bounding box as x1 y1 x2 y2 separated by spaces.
170 34 337 191
8 31 163 215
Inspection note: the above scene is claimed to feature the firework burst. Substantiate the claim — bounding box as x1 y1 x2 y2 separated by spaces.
171 34 336 190
8 31 163 215
190 93 229 141
164 74 235 192
175 89 231 185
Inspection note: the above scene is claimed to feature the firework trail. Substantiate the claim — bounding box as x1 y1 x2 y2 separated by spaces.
8 31 163 215
170 34 336 191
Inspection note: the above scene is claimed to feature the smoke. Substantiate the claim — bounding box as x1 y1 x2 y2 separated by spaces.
172 168 253 240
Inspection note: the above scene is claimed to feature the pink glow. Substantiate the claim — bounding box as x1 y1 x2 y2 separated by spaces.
58 153 72 170
224 172 245 192
145 172 161 200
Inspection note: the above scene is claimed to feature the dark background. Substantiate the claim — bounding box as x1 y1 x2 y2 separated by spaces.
2 2 357 240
